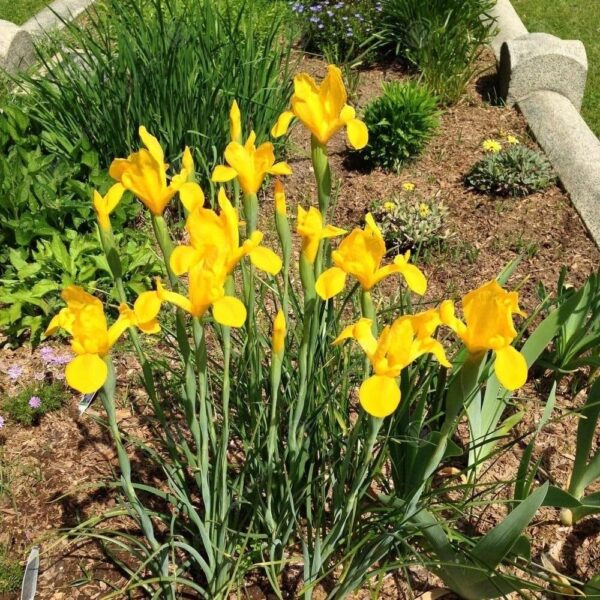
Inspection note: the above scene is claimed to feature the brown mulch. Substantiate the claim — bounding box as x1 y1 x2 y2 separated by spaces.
1 49 599 599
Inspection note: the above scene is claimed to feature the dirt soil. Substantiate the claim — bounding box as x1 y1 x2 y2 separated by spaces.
1 51 599 599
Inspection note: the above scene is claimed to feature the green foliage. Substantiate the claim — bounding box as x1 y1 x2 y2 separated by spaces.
1 382 65 426
376 0 496 103
291 0 378 64
19 0 294 180
0 0 49 25
0 550 22 594
370 189 449 251
465 144 555 197
359 81 440 170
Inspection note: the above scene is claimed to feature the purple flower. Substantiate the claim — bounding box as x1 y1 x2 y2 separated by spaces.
0 416 4 429
39 346 57 364
29 396 42 409
7 365 23 381
34 372 46 382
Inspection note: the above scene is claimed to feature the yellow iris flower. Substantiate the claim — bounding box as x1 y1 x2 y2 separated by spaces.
170 188 282 277
110 126 200 215
296 205 346 264
211 130 292 196
45 286 160 393
229 100 242 144
93 183 126 231
334 312 451 418
274 179 287 216
440 280 528 390
272 64 368 150
315 214 427 299
155 264 247 328
272 309 286 355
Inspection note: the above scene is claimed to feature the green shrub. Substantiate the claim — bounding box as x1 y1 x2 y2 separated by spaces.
359 81 440 171
291 0 379 65
19 0 294 181
465 144 555 197
1 382 66 426
376 0 496 103
370 186 450 251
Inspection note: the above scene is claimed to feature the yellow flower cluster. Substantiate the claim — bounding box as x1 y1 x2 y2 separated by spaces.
46 64 529 422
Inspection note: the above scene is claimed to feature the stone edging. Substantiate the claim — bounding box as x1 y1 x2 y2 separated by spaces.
491 0 600 247
0 0 96 73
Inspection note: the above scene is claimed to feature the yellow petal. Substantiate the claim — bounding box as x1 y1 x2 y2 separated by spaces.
179 182 205 213
156 280 193 314
271 111 295 138
346 118 369 150
359 375 401 418
494 346 528 390
269 161 293 176
134 291 161 323
321 224 347 239
182 147 194 173
211 165 238 183
230 100 242 143
315 267 347 300
65 353 108 394
170 245 201 276
212 296 247 327
394 257 427 295
250 246 283 275
274 179 287 216
139 126 164 166
272 309 286 354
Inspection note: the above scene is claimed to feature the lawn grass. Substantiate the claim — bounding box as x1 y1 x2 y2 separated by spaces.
511 0 600 137
0 0 51 25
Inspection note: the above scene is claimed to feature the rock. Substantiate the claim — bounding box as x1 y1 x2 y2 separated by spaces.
498 33 588 111
0 19 34 73
488 0 528 60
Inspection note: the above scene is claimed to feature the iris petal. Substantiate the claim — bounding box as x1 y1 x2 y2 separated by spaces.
315 267 347 300
494 346 528 390
66 354 108 394
212 296 247 327
359 375 401 418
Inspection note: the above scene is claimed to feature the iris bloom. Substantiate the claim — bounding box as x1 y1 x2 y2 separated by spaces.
315 214 427 300
296 205 346 264
93 183 125 231
272 309 286 355
212 131 292 196
440 280 528 390
155 263 246 328
229 100 242 143
335 313 451 418
272 65 368 150
170 188 282 277
45 286 160 393
274 179 287 216
110 126 198 215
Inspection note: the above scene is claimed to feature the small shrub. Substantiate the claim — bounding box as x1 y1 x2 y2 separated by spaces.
359 81 440 171
2 382 66 426
291 0 379 64
371 187 449 250
465 144 555 197
376 0 496 103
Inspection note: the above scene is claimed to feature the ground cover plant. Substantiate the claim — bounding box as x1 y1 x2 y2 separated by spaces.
375 0 497 103
23 64 599 598
511 0 600 137
466 138 555 197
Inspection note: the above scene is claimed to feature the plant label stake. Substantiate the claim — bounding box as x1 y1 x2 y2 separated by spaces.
20 546 39 600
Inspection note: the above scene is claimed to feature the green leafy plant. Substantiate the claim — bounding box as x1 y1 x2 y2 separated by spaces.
358 81 440 171
0 549 22 595
19 0 295 181
1 382 65 426
465 144 555 197
376 0 496 103
370 188 449 251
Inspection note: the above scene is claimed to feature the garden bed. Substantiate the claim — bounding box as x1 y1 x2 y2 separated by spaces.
1 41 599 598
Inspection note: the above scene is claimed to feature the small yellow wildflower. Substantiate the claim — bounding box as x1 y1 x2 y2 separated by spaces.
383 201 395 212
507 135 520 145
402 182 415 192
419 203 430 217
482 139 502 153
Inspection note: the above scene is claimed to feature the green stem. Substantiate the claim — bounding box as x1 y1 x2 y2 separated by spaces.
311 136 331 215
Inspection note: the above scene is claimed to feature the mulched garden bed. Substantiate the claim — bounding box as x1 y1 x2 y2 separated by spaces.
1 49 598 599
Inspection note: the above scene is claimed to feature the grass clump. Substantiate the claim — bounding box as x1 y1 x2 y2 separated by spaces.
359 81 440 171
0 550 22 594
466 144 555 197
376 0 496 103
2 382 66 426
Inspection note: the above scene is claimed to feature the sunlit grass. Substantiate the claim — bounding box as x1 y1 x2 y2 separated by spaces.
0 0 50 25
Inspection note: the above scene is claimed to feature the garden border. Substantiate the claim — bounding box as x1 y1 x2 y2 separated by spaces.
0 0 96 73
491 0 600 248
